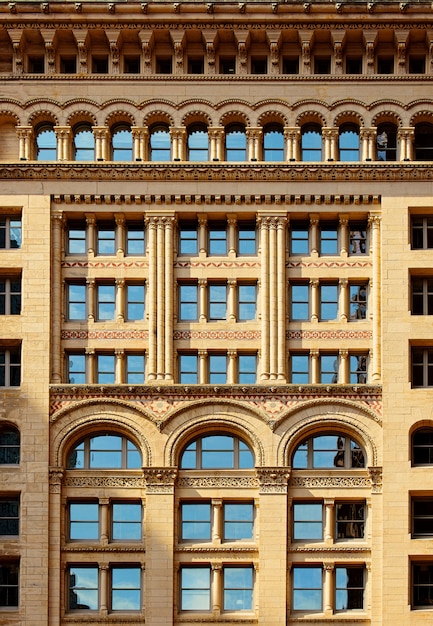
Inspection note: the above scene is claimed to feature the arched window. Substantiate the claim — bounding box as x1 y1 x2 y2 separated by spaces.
67 433 141 469
225 124 247 161
414 123 433 161
73 124 95 161
292 434 365 469
412 428 433 465
301 124 322 161
0 426 20 464
111 124 133 161
187 124 209 161
180 434 254 469
35 124 56 160
263 124 284 161
376 123 397 161
149 125 171 161
339 124 360 161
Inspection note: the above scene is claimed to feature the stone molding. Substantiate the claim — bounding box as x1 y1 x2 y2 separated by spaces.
143 467 177 493
290 474 371 488
177 475 259 489
256 467 290 493
64 475 146 487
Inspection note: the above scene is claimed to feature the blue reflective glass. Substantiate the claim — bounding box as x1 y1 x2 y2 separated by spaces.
291 354 309 384
112 129 133 161
238 226 256 254
97 285 115 320
238 285 256 320
224 503 253 539
70 503 99 540
68 227 86 254
209 355 227 384
350 355 367 384
264 128 284 161
112 503 142 539
209 228 227 255
179 285 198 321
68 284 86 320
320 355 338 383
74 129 95 161
302 125 322 161
209 285 226 320
97 355 115 384
293 567 322 611
291 225 309 254
181 503 211 539
97 228 115 255
291 285 309 320
320 285 338 320
126 354 145 384
179 226 198 255
90 434 121 468
69 567 99 610
238 355 256 384
223 567 253 610
36 128 56 160
68 354 86 384
181 568 211 610
150 128 171 161
293 503 323 539
320 226 338 255
188 129 209 161
126 225 145 255
179 355 198 384
111 567 141 610
226 128 246 161
127 285 145 320
339 126 360 161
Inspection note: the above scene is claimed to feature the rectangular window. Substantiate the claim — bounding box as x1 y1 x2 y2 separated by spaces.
97 224 116 255
67 222 86 254
97 284 115 320
179 354 198 384
69 502 99 541
0 277 21 315
92 55 108 73
0 497 19 535
293 502 323 540
283 57 299 74
67 353 86 384
336 502 365 539
377 56 394 74
290 353 309 384
96 354 115 384
413 563 433 608
320 224 338 255
156 56 172 74
412 498 433 537
291 283 309 321
209 354 227 384
350 355 367 384
179 224 198 255
292 566 322 611
412 348 433 387
320 354 338 384
238 224 256 255
181 502 211 540
67 282 86 320
290 223 309 255
238 284 256 321
123 56 140 74
315 56 331 74
0 217 21 250
0 562 19 608
69 565 99 610
411 216 433 249
126 354 145 384
126 284 145 321
409 56 426 74
224 503 254 540
335 567 364 610
179 283 198 321
209 225 227 255
126 223 145 255
411 277 433 315
223 566 253 611
209 284 227 321
0 347 20 387
349 224 367 255
238 354 257 384
180 566 211 610
349 284 367 320
112 502 142 540
111 566 141 611
320 284 338 320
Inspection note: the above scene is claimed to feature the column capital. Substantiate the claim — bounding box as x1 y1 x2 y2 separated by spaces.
142 467 178 494
256 467 290 494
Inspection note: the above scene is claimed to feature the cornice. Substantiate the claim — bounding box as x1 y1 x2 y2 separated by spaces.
1 161 432 183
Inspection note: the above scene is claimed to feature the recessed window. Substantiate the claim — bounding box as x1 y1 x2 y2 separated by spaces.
179 223 198 255
0 562 19 608
97 224 116 255
291 283 309 321
68 565 99 610
376 123 397 161
111 566 141 611
314 56 331 74
0 276 21 315
67 434 141 469
35 125 56 160
156 56 172 74
208 225 227 255
60 56 76 74
125 354 145 384
223 566 253 610
335 566 364 610
28 56 44 73
96 354 115 383
349 223 367 254
0 427 20 464
412 497 433 537
414 123 433 161
320 283 338 320
377 56 394 74
179 283 198 321
238 223 256 255
238 354 257 384
179 353 198 384
225 125 247 162
66 282 86 321
0 217 21 249
188 57 204 74
263 125 284 161
238 284 256 321
123 55 140 74
209 354 227 383
112 125 133 161
67 353 86 384
224 503 253 540
290 353 309 384
126 284 145 321
411 277 433 315
412 563 433 608
350 284 367 320
180 434 254 469
180 566 210 610
412 428 433 465
92 55 108 73
149 125 171 161
69 502 99 540
301 124 322 162
320 353 339 383
336 502 365 538
320 224 338 255
292 566 322 611
112 502 142 540
293 434 365 469
412 347 433 387
411 216 433 249
67 222 86 254
0 347 20 387
181 502 211 540
350 355 367 384
290 223 309 255
346 57 362 74
73 125 94 161
282 56 299 74
126 223 145 255
251 56 267 74
96 283 115 320
339 124 360 161
0 497 19 535
409 56 425 74
208 284 227 320
187 125 208 161
293 502 323 540
219 56 236 74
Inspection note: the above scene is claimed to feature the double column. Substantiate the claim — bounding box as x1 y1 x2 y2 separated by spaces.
259 214 287 381
147 215 175 381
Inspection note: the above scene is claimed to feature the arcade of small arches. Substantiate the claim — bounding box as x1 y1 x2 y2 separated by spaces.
2 102 433 163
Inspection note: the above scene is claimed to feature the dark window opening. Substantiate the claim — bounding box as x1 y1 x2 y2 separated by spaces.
409 56 425 74
28 56 44 73
314 57 331 74
346 57 362 74
219 57 236 74
377 56 394 74
60 56 76 74
283 57 299 74
124 56 140 74
251 57 267 74
92 56 108 74
156 57 172 74
188 57 204 74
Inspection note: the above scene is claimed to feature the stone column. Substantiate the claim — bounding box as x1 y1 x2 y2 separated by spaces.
269 219 278 379
51 213 64 383
208 127 224 161
212 499 222 544
147 218 157 380
227 215 237 258
143 468 177 626
115 214 125 256
85 347 95 384
259 217 270 380
228 279 237 321
198 349 207 383
310 279 319 322
339 214 349 256
322 127 339 161
48 468 64 626
277 216 287 381
131 127 149 161
227 349 237 384
311 349 319 384
93 126 109 161
198 215 208 256
398 127 414 161
156 218 165 379
199 278 208 322
86 278 95 321
339 349 349 383
164 217 175 381
257 468 290 626
16 126 33 161
115 349 124 384
310 215 319 257
170 127 186 161
360 128 376 161
85 214 96 256
212 564 222 613
284 127 300 161
339 278 348 322
99 563 109 617
369 214 381 381
100 498 109 545
323 564 334 616
246 127 262 161
54 126 71 161
324 499 334 545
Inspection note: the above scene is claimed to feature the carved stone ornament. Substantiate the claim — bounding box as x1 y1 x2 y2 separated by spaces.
64 476 146 488
368 466 383 493
177 475 259 489
143 467 177 493
290 474 371 488
49 466 65 493
257 467 290 493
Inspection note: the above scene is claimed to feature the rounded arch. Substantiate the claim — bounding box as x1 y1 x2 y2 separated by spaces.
371 110 402 127
410 420 433 465
50 401 156 468
219 110 250 127
257 109 287 127
27 109 58 127
164 402 267 467
296 110 326 127
182 110 212 127
276 401 380 467
67 109 97 127
334 110 364 127
142 108 174 128
0 109 21 126
105 109 135 128
410 110 433 126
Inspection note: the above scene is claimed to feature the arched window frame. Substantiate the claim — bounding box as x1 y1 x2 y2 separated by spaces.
292 433 365 469
187 124 209 161
67 433 142 469
0 426 20 464
149 124 171 161
301 123 323 162
225 124 247 162
111 123 133 161
180 433 254 469
73 124 95 161
376 122 398 162
35 123 57 161
339 123 360 161
412 427 433 465
263 124 285 161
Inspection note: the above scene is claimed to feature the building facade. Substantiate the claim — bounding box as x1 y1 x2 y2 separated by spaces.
0 0 433 624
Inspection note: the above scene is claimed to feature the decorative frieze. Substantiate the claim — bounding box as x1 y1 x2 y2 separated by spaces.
290 474 371 488
143 467 177 493
257 467 290 493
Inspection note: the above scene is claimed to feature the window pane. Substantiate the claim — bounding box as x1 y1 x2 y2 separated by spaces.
209 354 227 384
74 129 95 161
112 503 142 540
112 129 133 161
181 503 211 540
179 354 198 384
238 285 256 320
209 228 227 255
97 285 115 320
181 568 211 610
209 285 227 320
179 226 198 255
68 354 86 384
179 284 198 321
150 128 171 161
293 566 322 611
36 128 56 160
126 285 145 320
68 284 86 320
126 224 145 255
97 227 115 255
291 225 309 255
69 566 98 610
264 127 284 161
111 567 141 611
226 128 246 161
350 285 367 320
188 128 208 161
68 226 86 254
320 355 338 383
320 226 338 255
335 567 364 610
336 502 365 538
96 355 115 384
301 125 322 161
224 503 254 540
293 503 323 540
238 354 256 384
126 354 145 384
291 354 309 384
238 225 256 255
350 355 367 384
0 499 19 535
69 503 99 540
0 563 18 607
223 567 253 611
291 284 309 320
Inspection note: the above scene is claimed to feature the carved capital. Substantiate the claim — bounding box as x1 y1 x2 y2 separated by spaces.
143 467 178 493
257 467 290 493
